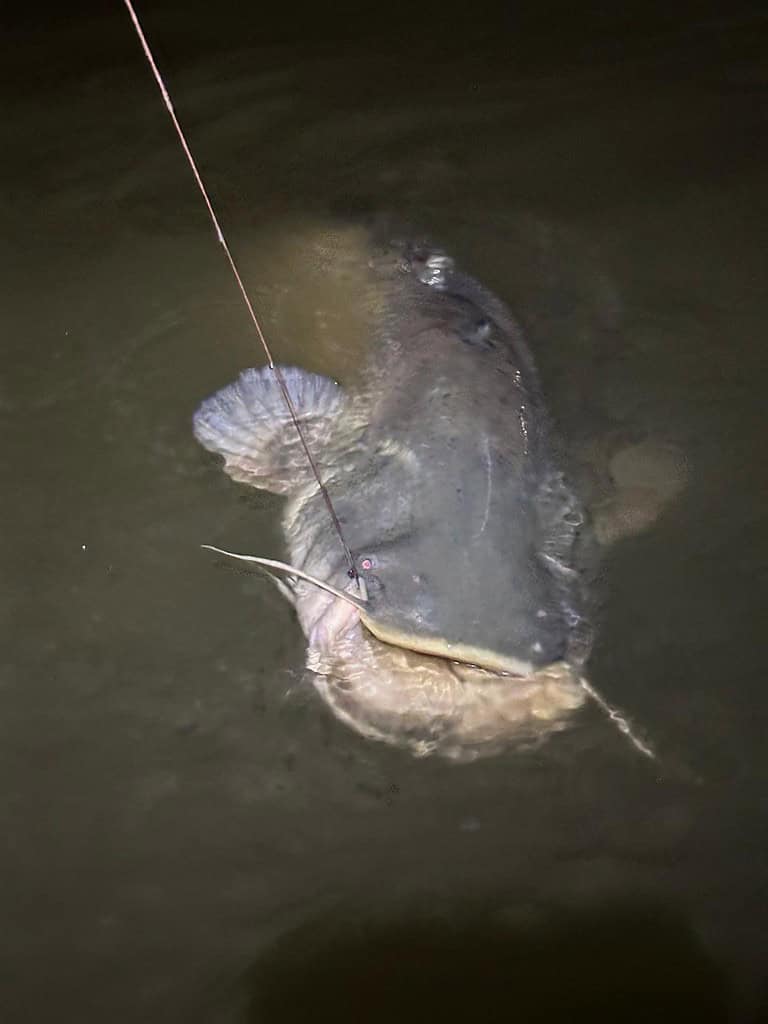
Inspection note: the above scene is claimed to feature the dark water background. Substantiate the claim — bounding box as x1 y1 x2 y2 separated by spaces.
3 3 767 1021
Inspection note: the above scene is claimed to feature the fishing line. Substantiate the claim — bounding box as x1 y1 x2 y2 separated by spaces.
121 0 360 586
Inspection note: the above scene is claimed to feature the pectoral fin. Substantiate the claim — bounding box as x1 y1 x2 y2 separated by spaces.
193 365 346 494
593 442 688 545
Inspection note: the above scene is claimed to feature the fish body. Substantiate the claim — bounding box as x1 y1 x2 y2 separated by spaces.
194 240 598 759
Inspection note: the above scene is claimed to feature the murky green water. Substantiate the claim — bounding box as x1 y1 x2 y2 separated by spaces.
3 5 767 1021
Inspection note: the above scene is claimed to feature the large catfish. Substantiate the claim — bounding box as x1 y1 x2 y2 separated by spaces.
193 238 683 761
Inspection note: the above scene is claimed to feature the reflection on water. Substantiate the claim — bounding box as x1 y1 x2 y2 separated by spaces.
2 3 767 1021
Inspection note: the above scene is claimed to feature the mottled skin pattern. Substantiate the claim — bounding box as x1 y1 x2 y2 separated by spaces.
194 238 684 760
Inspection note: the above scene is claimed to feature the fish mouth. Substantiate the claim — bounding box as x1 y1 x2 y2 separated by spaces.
358 612 537 677
200 548 654 761
200 545 551 677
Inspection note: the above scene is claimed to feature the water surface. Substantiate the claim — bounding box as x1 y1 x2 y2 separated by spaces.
3 5 767 1021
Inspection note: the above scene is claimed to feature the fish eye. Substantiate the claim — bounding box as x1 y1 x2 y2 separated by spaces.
359 556 378 572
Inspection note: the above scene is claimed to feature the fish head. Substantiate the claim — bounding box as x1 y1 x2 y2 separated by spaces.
344 460 585 676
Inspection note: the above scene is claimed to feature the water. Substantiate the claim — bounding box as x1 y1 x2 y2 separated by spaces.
3 4 767 1021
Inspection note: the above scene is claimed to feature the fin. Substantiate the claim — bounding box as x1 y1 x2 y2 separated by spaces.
592 442 687 545
193 365 346 494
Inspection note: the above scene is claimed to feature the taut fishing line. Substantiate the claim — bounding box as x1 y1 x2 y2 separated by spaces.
121 0 360 588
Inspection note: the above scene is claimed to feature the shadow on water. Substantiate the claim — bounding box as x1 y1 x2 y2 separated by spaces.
242 905 730 1023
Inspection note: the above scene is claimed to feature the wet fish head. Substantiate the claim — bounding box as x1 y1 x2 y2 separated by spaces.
341 441 583 676
335 243 587 675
